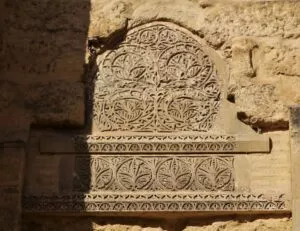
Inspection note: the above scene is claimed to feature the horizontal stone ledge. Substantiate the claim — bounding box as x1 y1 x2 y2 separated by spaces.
22 192 287 213
39 134 270 154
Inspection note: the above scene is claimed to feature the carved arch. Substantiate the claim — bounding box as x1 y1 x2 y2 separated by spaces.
92 22 229 132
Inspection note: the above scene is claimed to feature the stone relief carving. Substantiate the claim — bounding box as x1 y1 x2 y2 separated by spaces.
73 134 237 153
23 22 277 214
92 22 221 132
73 156 234 192
23 193 286 212
39 134 269 154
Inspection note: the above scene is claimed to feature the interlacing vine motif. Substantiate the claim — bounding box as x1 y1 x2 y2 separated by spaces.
92 22 221 132
73 156 234 192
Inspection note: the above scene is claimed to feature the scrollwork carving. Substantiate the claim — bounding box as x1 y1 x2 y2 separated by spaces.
92 22 221 132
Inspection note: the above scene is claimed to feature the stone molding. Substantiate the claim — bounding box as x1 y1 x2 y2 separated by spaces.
23 193 287 213
40 134 270 154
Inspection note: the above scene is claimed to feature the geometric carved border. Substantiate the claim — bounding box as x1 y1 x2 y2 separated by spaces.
73 135 237 153
40 134 270 154
23 193 287 212
73 156 234 192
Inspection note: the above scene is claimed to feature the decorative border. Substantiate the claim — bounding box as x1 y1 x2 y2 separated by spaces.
40 134 270 154
23 193 287 212
75 135 236 142
74 135 237 153
74 142 237 154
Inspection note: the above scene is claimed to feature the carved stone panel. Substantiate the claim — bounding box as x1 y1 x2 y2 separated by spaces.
73 156 234 192
22 22 280 215
92 22 222 132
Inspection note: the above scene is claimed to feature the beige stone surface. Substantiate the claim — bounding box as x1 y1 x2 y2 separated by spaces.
184 218 291 231
248 131 291 195
290 106 300 231
1 0 300 129
86 0 300 130
0 0 299 230
229 37 300 130
88 1 300 43
21 217 292 231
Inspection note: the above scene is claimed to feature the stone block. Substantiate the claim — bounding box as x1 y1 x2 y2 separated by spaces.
25 81 85 126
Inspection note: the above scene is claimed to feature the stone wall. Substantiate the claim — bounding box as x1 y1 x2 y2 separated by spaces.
1 0 300 230
21 216 291 231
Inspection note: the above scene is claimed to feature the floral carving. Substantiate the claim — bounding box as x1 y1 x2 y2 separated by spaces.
92 22 221 132
156 158 193 190
116 158 153 191
73 156 234 192
195 158 233 191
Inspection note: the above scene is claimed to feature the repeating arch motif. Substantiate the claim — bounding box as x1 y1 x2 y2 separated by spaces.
73 156 234 192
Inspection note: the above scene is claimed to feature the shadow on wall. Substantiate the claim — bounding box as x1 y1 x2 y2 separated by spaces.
14 0 171 229
0 0 91 132
0 0 93 230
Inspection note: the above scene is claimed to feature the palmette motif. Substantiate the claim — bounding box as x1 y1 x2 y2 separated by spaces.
92 23 221 132
73 156 234 192
23 193 287 212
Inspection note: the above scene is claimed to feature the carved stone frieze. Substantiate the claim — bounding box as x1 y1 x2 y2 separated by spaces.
39 134 270 154
22 193 287 212
92 22 221 132
73 134 236 153
73 156 234 192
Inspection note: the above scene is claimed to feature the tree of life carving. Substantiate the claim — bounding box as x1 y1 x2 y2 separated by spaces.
93 22 221 132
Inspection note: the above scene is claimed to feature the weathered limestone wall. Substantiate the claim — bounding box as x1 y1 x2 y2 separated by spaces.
1 0 300 230
21 216 292 231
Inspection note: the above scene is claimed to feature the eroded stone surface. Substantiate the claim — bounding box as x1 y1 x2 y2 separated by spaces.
21 217 291 231
85 0 300 130
1 0 300 129
25 81 85 126
229 37 300 130
185 218 292 231
0 0 87 128
0 0 299 230
1 0 89 84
